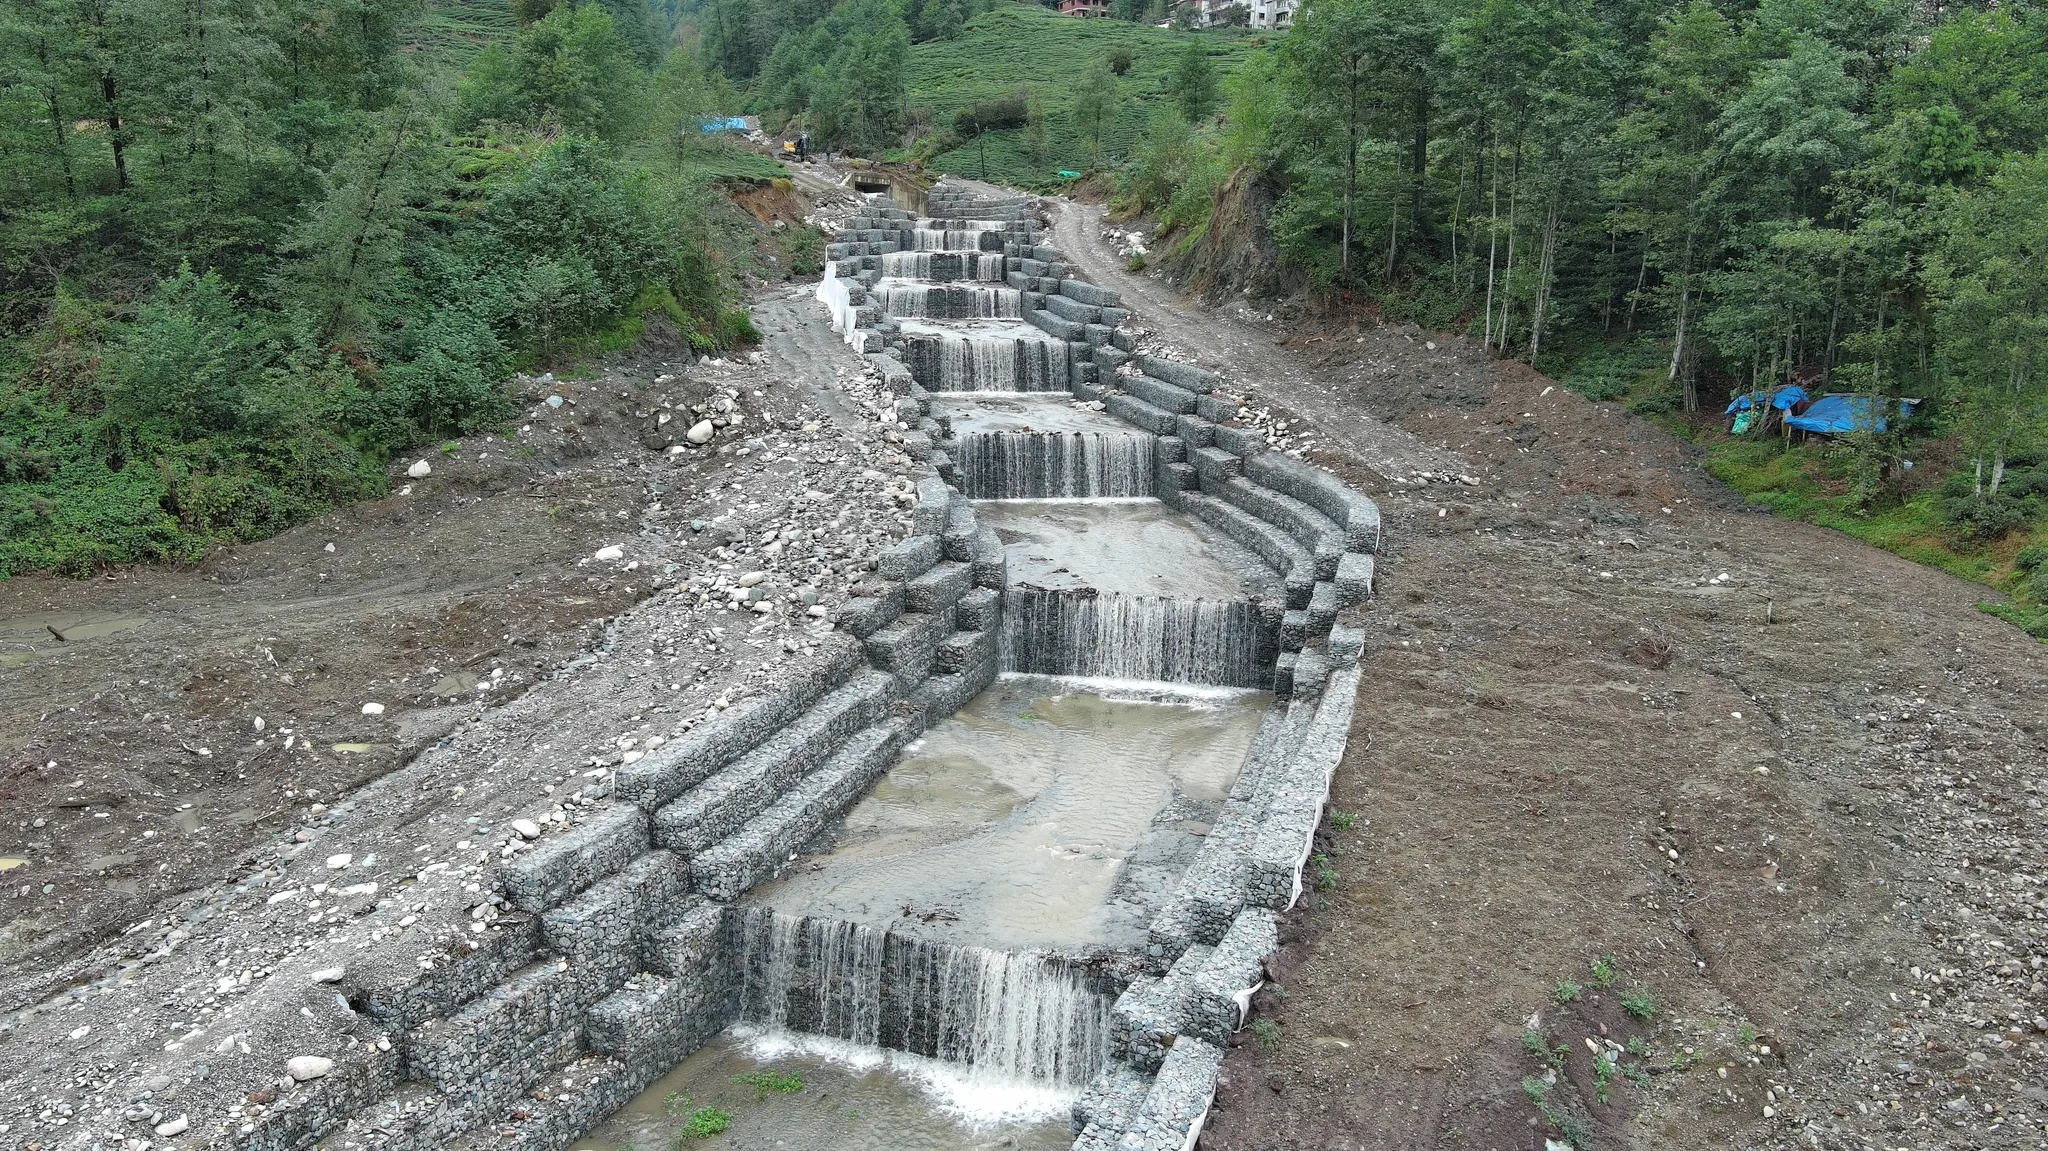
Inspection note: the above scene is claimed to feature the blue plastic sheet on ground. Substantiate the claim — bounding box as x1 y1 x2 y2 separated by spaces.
1783 393 1920 435
1724 385 1809 415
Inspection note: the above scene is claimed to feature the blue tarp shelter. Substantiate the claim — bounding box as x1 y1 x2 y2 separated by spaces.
1783 393 1921 435
1724 385 1808 415
699 116 750 134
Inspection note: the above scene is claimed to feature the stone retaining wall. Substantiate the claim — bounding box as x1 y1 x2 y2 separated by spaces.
240 476 1009 1151
833 182 1380 1151
240 182 1380 1151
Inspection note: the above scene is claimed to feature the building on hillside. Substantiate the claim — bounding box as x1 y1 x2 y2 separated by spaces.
1189 0 1293 29
1249 0 1295 28
1060 0 1111 15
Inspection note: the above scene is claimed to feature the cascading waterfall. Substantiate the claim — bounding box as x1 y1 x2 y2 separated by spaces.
951 432 1155 499
879 251 1006 282
872 282 1023 320
913 228 1005 252
733 908 1111 1087
998 588 1271 689
901 331 1070 392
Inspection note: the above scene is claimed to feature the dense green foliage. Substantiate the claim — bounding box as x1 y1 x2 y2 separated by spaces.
1111 0 2048 631
0 0 762 575
906 5 1262 184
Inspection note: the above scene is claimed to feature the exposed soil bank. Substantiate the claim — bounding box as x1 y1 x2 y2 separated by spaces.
1056 202 2048 1151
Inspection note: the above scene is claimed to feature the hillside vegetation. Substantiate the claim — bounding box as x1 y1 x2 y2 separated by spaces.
0 0 776 576
908 6 1265 186
1109 0 2048 641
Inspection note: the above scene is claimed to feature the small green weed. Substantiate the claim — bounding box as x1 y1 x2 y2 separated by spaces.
1589 954 1619 988
1312 853 1339 891
441 440 461 455
1626 1035 1648 1056
732 1069 804 1098
1593 1054 1617 1103
1250 1017 1281 1050
1520 1028 1566 1070
1330 810 1357 831
1621 986 1658 1020
1738 1022 1757 1046
1520 1075 1550 1104
679 1106 731 1139
1623 1061 1652 1087
1552 978 1584 1005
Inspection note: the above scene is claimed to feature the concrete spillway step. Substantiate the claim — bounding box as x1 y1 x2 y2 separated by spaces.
652 670 899 853
690 717 915 900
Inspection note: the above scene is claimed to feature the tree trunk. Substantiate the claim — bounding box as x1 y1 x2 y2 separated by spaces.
1626 245 1646 333
45 89 75 198
1527 184 1561 360
100 73 128 189
1409 82 1428 252
1668 223 1696 411
1495 141 1521 353
1449 156 1466 295
1483 134 1498 348
1340 58 1358 277
324 109 415 343
1385 199 1399 282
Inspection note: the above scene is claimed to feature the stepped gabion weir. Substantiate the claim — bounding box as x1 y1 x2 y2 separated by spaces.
899 326 1071 391
250 180 1380 1151
949 431 1154 498
735 907 1113 1086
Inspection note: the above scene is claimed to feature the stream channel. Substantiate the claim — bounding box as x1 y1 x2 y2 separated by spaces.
579 189 1283 1151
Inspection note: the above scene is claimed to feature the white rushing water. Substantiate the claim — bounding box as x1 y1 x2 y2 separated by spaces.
871 281 1024 320
734 908 1111 1086
902 329 1070 391
998 588 1267 687
951 431 1154 498
878 251 1007 281
912 227 1006 251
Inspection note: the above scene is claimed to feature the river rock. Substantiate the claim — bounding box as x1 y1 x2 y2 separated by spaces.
286 1055 333 1082
512 818 542 840
310 967 345 984
406 459 432 478
594 545 624 562
154 1114 189 1137
686 419 715 444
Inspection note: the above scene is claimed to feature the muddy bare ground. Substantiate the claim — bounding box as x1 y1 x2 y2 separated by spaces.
1058 204 2048 1151
0 369 664 996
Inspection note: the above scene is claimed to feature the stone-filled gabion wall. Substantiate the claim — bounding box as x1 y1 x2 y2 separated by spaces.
241 181 1381 1151
240 475 1009 1151
834 181 1380 1151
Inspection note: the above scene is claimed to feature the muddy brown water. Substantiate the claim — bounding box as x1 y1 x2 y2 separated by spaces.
0 610 148 667
578 1026 1072 1151
757 674 1268 951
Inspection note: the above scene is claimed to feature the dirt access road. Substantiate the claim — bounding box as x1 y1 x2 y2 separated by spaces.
1058 201 2048 1151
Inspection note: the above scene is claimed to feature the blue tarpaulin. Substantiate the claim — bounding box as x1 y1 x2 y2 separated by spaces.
1783 393 1920 435
699 116 750 133
1724 385 1808 415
